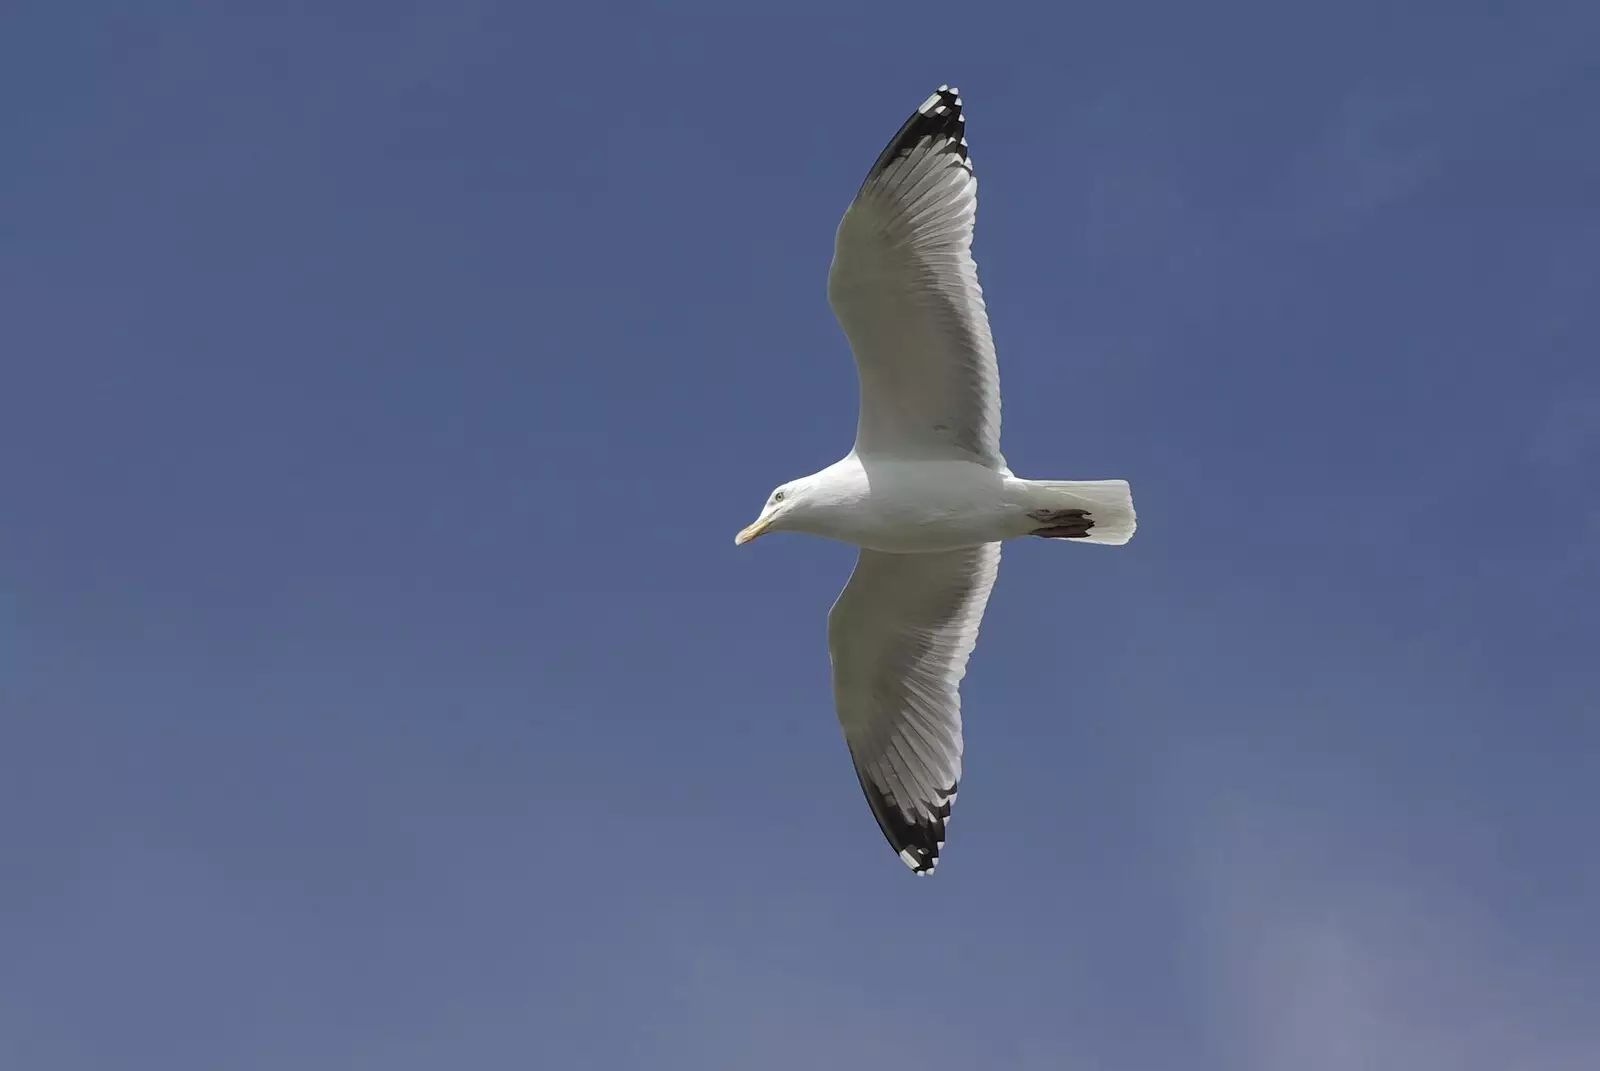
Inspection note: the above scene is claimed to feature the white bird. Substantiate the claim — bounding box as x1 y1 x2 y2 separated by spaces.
735 87 1136 874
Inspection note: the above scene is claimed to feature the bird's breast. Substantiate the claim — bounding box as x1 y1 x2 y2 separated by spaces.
808 460 1023 552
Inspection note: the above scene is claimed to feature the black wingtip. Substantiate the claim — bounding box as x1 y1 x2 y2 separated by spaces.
862 85 970 185
856 770 959 875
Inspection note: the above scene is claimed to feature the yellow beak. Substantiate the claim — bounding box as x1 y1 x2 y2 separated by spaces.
734 516 772 546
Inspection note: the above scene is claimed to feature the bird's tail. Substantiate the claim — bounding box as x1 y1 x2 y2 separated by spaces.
1024 479 1136 545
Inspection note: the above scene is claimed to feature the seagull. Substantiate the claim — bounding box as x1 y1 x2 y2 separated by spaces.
735 87 1136 874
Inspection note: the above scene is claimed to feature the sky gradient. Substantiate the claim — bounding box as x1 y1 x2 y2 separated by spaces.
5 3 1598 1068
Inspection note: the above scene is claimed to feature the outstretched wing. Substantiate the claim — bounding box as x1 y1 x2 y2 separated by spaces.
827 544 1000 873
827 86 1005 470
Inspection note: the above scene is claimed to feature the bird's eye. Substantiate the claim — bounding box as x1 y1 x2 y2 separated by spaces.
773 491 786 502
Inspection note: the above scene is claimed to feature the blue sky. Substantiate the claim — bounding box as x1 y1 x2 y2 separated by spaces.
4 2 1598 1068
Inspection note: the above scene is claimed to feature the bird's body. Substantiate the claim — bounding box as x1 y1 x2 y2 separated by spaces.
771 455 1128 553
736 86 1136 874
772 456 1021 552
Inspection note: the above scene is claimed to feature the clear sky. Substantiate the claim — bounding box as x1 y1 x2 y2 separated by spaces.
4 3 1598 1069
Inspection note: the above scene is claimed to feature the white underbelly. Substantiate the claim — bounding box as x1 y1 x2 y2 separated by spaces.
821 460 1032 552
846 514 1018 553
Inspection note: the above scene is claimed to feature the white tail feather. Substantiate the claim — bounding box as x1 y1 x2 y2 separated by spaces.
1026 479 1136 545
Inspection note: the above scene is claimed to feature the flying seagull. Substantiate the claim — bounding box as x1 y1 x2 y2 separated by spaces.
735 87 1136 874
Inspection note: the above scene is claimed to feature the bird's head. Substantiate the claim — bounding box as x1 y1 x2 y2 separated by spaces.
735 480 806 545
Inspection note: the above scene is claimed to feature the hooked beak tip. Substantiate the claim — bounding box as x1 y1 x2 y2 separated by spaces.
734 519 768 546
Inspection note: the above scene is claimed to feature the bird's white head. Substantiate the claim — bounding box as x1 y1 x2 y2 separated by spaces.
735 479 807 545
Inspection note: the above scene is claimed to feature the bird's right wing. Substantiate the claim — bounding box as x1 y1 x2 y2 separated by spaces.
827 543 1000 873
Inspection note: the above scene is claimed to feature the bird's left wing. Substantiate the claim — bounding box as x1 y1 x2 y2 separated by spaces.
827 86 1005 470
827 543 1000 873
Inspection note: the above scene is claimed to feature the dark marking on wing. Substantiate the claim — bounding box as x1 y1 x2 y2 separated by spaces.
855 767 958 875
860 85 969 188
